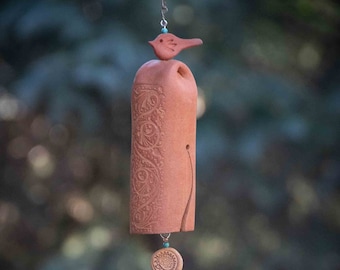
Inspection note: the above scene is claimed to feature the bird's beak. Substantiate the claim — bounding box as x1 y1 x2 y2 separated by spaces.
182 38 203 49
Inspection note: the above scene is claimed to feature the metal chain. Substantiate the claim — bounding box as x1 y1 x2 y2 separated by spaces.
160 0 168 32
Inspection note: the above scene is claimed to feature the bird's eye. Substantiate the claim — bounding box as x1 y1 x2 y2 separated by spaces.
160 39 163 43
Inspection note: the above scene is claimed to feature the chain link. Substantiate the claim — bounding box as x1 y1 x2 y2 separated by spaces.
160 0 168 31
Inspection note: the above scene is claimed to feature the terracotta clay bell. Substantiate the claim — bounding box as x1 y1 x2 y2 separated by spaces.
130 33 202 234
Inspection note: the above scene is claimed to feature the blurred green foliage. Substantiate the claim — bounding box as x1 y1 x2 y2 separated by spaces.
0 0 340 269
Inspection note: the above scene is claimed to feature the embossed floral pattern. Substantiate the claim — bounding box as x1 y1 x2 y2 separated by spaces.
130 84 165 233
151 248 183 270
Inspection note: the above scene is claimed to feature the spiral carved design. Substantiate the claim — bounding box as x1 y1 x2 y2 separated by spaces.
151 248 183 270
130 84 165 233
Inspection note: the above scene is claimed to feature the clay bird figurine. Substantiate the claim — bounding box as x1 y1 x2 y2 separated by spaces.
149 33 203 60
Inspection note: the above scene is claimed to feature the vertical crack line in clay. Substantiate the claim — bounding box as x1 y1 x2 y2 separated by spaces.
181 144 194 230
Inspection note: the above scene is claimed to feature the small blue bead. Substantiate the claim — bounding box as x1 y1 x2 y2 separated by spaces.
163 242 170 248
161 28 168 33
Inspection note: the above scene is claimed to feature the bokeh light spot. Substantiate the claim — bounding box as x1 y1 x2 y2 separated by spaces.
195 235 232 267
90 185 121 215
89 226 112 249
247 214 281 252
62 234 86 259
27 145 55 178
197 87 206 119
0 92 20 121
28 145 55 178
298 43 321 70
66 195 94 223
287 175 319 222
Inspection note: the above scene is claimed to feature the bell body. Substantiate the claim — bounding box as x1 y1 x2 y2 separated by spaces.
130 59 197 234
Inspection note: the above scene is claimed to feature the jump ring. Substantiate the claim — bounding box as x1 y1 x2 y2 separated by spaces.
160 19 168 27
160 233 171 241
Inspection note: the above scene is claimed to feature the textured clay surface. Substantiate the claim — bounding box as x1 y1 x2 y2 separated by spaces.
151 247 183 270
130 33 202 234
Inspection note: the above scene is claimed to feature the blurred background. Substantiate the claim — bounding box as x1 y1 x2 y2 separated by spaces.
0 0 340 269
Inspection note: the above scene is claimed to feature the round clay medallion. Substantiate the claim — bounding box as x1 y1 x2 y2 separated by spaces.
151 247 183 270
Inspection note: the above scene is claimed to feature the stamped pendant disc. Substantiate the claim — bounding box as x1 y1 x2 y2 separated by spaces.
151 247 183 270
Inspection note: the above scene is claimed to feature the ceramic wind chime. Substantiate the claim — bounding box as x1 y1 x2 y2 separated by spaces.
130 1 202 269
